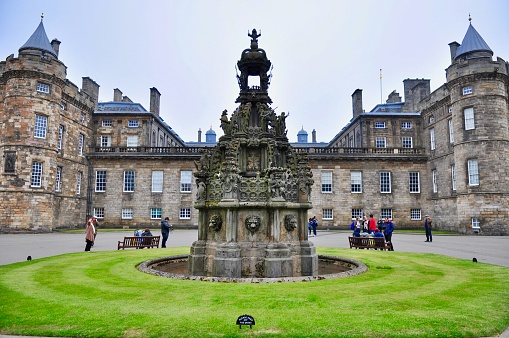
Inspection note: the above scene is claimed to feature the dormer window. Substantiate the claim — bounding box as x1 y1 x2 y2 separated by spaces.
128 120 139 128
462 86 473 95
375 122 385 128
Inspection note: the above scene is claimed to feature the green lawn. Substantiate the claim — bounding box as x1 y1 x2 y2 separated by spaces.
0 247 508 337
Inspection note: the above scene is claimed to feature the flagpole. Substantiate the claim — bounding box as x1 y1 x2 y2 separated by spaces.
380 69 383 104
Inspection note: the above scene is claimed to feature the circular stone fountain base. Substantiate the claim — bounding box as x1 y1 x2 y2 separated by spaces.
138 255 367 283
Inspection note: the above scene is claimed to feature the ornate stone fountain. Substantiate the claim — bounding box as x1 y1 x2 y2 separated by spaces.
188 29 317 278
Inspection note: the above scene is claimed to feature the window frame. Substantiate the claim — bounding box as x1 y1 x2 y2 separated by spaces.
321 171 333 193
381 209 393 220
95 170 107 192
350 171 362 193
374 121 386 129
322 208 333 220
34 115 48 139
180 170 192 192
152 170 164 192
351 208 363 221
76 171 82 195
55 166 62 192
462 86 473 95
402 136 413 148
128 120 139 128
36 82 50 94
451 164 456 191
375 137 387 148
467 159 479 186
122 208 133 220
401 122 412 129
380 171 391 193
409 172 420 193
410 209 421 221
93 207 104 219
102 119 112 127
430 128 435 150
57 125 64 150
123 170 135 192
471 217 480 229
31 161 43 187
464 107 475 130
448 119 454 144
78 133 84 156
100 135 111 147
179 208 191 220
432 170 438 193
151 208 162 220
127 135 138 147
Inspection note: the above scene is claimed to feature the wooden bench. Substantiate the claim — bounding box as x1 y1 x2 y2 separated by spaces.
117 236 160 250
348 236 394 251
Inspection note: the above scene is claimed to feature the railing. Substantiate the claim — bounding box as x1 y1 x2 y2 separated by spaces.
293 147 427 155
91 146 426 156
91 147 205 154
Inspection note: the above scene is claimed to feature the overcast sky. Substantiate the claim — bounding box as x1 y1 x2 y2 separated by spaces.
2 0 509 143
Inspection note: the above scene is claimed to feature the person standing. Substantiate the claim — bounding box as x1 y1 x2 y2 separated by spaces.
362 215 369 233
308 217 313 236
161 217 171 248
310 216 318 237
424 215 432 242
383 217 394 242
84 218 95 252
368 214 377 234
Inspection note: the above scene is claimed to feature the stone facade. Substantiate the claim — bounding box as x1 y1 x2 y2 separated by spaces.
1 20 508 235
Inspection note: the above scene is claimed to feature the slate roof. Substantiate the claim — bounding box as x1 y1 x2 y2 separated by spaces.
19 20 57 58
455 23 492 60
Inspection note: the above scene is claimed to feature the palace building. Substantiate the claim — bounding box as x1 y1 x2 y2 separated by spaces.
1 19 508 235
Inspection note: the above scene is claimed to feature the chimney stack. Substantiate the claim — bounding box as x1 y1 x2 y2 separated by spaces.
113 88 122 102
198 128 202 142
312 129 316 143
150 87 161 116
82 77 100 110
449 41 460 62
352 89 363 118
50 39 61 57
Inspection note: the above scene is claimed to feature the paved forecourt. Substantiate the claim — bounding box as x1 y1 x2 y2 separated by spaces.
0 230 508 267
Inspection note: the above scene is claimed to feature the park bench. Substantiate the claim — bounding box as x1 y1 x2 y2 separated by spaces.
348 236 394 251
117 236 160 250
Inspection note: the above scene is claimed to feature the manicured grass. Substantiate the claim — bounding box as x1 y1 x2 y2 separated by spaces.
0 247 508 337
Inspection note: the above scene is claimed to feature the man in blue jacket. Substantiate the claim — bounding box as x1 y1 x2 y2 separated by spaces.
160 217 172 248
383 217 394 242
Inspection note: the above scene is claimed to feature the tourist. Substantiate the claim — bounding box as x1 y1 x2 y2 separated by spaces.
161 217 172 248
310 216 318 237
362 215 369 233
374 229 384 238
368 214 377 234
384 217 394 242
141 228 153 236
424 215 433 242
352 226 361 237
308 217 313 236
84 218 95 252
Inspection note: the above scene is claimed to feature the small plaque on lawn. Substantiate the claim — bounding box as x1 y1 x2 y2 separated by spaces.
236 314 255 329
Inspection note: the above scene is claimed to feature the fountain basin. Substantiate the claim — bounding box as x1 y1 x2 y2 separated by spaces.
138 254 367 283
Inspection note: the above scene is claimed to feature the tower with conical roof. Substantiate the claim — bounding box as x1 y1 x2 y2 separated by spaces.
0 17 99 230
423 17 509 234
189 30 317 279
